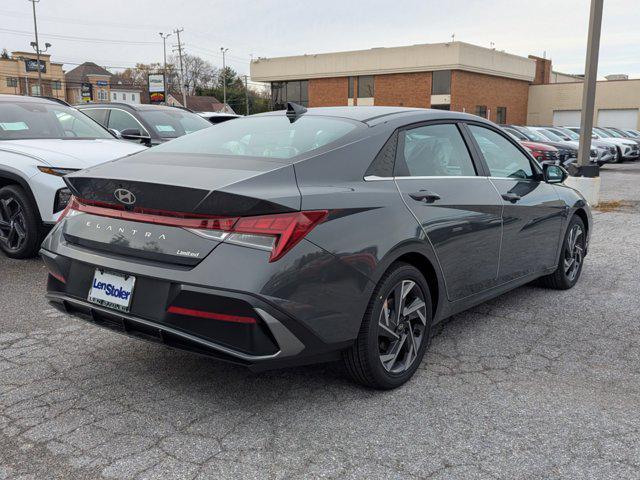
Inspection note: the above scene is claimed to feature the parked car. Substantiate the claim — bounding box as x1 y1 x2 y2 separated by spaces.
503 129 560 165
526 126 601 166
198 111 240 124
43 105 591 389
76 103 212 146
623 129 640 138
503 125 578 166
542 126 618 164
0 94 146 258
568 127 640 161
600 127 640 149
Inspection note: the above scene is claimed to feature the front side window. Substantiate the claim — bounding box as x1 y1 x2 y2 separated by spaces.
108 109 145 134
402 123 476 177
432 70 451 95
469 125 534 179
150 115 359 160
357 76 374 98
0 102 112 140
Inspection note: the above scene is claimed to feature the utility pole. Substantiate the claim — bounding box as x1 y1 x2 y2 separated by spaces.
243 75 249 116
577 0 603 172
220 47 229 110
159 32 171 97
28 0 42 95
173 28 187 108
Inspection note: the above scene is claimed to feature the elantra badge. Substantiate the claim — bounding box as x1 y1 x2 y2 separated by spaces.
114 188 136 205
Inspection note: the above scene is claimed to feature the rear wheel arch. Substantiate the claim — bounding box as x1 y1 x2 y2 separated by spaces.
374 245 443 321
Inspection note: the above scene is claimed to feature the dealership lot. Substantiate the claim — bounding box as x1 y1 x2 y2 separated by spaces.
0 164 639 479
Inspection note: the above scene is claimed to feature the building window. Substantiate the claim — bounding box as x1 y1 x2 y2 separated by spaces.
357 75 374 98
6 77 18 87
123 93 127 101
431 70 451 95
496 107 507 124
475 105 488 118
270 80 309 110
348 77 355 98
112 92 117 100
30 85 41 96
51 80 62 90
97 89 108 101
131 94 136 102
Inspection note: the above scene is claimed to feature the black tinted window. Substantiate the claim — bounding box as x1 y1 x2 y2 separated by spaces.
469 125 534 179
402 124 476 177
432 71 451 95
358 76 374 98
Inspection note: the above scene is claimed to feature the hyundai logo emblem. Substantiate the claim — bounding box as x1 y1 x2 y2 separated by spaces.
114 188 136 205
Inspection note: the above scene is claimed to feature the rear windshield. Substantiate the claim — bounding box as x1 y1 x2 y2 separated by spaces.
138 109 212 138
150 115 359 159
0 102 113 140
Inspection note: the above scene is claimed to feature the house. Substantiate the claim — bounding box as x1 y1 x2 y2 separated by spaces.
109 81 142 104
65 62 112 104
166 93 235 113
0 51 65 99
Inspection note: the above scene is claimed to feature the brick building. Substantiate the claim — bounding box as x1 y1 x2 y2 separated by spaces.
65 62 113 104
0 51 65 99
250 42 555 125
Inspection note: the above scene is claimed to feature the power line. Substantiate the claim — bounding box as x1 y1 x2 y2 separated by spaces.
0 27 160 46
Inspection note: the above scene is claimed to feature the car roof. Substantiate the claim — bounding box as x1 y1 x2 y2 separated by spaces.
75 102 184 112
257 106 482 125
0 94 64 105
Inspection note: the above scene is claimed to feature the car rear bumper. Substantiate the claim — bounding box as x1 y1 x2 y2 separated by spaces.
40 225 373 369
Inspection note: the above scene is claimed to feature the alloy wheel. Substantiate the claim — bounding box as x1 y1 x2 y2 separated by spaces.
378 279 427 373
564 224 584 282
0 196 27 252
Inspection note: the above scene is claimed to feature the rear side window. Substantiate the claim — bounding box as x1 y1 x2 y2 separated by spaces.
81 108 108 127
401 123 476 177
468 125 534 179
151 115 359 160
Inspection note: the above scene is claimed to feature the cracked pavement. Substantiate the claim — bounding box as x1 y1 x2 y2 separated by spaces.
1 162 639 479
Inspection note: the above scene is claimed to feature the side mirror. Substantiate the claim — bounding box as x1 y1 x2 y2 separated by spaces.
543 163 567 184
108 128 122 138
120 128 151 143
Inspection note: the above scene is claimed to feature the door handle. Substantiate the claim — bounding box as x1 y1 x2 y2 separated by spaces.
409 190 441 203
502 193 521 203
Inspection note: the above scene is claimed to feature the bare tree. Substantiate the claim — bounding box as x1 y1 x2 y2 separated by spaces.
168 54 217 94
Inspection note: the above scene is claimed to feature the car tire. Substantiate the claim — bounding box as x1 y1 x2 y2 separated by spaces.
612 148 622 163
0 185 42 259
343 262 433 389
537 215 586 290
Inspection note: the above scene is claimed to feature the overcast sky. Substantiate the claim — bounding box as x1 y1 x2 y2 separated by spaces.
1 0 639 81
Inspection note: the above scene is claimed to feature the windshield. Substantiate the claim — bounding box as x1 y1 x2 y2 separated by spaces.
151 115 360 160
538 129 564 142
626 130 639 138
503 127 527 141
138 109 212 138
0 102 113 140
518 127 547 142
601 128 623 138
556 128 579 140
594 127 612 138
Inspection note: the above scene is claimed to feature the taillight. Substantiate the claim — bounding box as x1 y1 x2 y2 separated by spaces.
190 210 328 262
61 196 328 262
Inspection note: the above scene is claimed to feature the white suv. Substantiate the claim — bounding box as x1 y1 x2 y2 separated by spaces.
0 95 146 258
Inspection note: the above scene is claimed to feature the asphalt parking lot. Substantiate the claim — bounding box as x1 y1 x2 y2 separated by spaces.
1 162 639 480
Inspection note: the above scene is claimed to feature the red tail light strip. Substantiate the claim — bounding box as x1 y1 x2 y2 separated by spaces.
167 306 256 324
59 196 329 262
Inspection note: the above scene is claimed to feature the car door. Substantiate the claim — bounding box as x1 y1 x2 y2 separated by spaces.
107 108 150 142
466 123 565 283
394 122 503 301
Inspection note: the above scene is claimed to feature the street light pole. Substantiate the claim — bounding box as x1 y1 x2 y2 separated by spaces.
220 47 229 110
173 28 187 109
159 32 171 102
577 0 604 172
28 0 42 95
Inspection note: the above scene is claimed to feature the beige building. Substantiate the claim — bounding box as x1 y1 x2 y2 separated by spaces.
0 51 65 99
528 77 640 129
65 62 113 104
